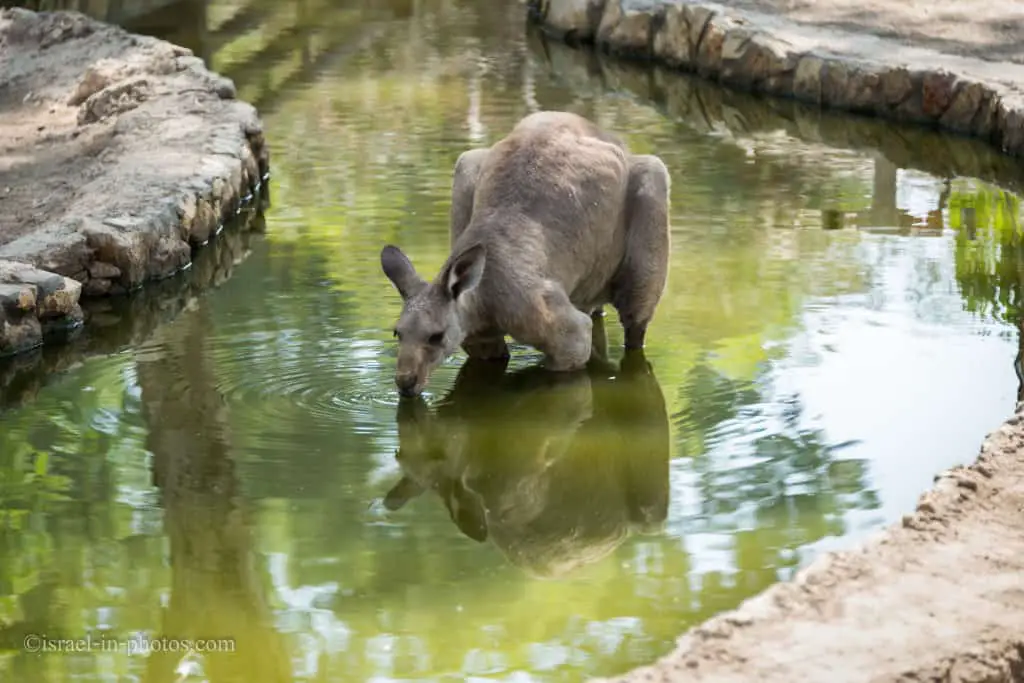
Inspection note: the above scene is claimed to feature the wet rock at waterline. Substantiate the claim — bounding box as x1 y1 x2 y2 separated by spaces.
0 260 83 356
0 203 266 409
0 8 270 357
528 0 1024 159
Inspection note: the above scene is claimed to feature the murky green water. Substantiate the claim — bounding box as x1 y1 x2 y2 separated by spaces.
3 0 1024 681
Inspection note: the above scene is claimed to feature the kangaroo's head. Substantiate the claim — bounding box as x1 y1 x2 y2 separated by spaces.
380 242 487 397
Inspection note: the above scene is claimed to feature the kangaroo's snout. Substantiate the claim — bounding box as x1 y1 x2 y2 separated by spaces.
395 372 422 398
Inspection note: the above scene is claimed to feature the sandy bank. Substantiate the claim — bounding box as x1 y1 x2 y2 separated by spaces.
527 0 1024 162
0 8 269 358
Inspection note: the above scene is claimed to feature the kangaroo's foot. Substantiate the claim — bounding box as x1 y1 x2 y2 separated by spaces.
518 282 593 372
542 308 592 372
624 322 649 350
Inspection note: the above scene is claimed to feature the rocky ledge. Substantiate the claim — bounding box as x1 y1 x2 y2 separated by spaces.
527 0 1024 160
1 200 267 412
0 8 270 358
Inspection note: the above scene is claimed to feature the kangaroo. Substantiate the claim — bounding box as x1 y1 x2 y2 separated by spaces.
380 110 671 397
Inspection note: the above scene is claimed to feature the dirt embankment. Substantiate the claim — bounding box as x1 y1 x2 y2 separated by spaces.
0 8 269 358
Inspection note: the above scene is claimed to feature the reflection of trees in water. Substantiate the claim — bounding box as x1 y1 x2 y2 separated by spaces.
673 355 878 583
0 363 168 681
137 299 291 683
950 182 1024 400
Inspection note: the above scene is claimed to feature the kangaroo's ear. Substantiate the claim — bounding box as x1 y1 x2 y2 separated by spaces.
381 245 426 300
444 243 486 300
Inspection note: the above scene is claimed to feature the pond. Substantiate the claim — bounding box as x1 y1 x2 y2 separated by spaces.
2 0 1024 681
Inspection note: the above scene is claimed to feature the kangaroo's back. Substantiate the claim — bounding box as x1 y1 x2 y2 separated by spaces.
473 112 630 225
464 111 634 298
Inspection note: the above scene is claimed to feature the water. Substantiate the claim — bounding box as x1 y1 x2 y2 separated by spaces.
2 0 1024 681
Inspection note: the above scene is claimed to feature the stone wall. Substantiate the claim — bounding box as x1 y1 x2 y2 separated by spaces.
527 0 1024 160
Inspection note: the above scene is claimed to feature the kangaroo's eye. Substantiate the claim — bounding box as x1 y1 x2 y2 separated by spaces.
428 332 444 345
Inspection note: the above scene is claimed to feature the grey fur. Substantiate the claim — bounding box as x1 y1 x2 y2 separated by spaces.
380 110 671 397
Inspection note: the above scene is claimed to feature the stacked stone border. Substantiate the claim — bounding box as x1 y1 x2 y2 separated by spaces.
0 8 271 358
527 26 1024 201
526 0 1024 162
0 194 268 413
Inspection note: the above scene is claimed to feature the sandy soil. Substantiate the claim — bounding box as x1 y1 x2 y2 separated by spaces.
711 0 1024 64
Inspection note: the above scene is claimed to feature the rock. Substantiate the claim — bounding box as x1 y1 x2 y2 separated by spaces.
0 261 67 310
36 277 82 319
652 4 692 67
921 70 957 118
0 7 39 45
0 7 269 363
720 32 799 92
67 60 117 106
37 11 94 48
240 146 260 189
211 76 237 100
192 197 218 244
970 89 1000 142
997 97 1024 156
77 76 152 125
821 62 883 115
0 316 42 356
879 67 916 109
793 56 825 103
684 5 715 54
543 0 607 42
940 80 990 135
177 192 199 243
0 283 36 315
531 0 1024 168
88 261 122 280
150 238 191 279
597 0 661 58
82 222 150 286
694 12 742 77
82 277 112 297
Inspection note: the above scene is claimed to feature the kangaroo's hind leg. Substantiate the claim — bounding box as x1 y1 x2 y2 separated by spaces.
449 147 490 246
611 154 671 350
449 148 509 362
515 280 593 372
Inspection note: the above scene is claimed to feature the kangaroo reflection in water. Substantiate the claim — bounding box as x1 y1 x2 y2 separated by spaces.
382 324 670 578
